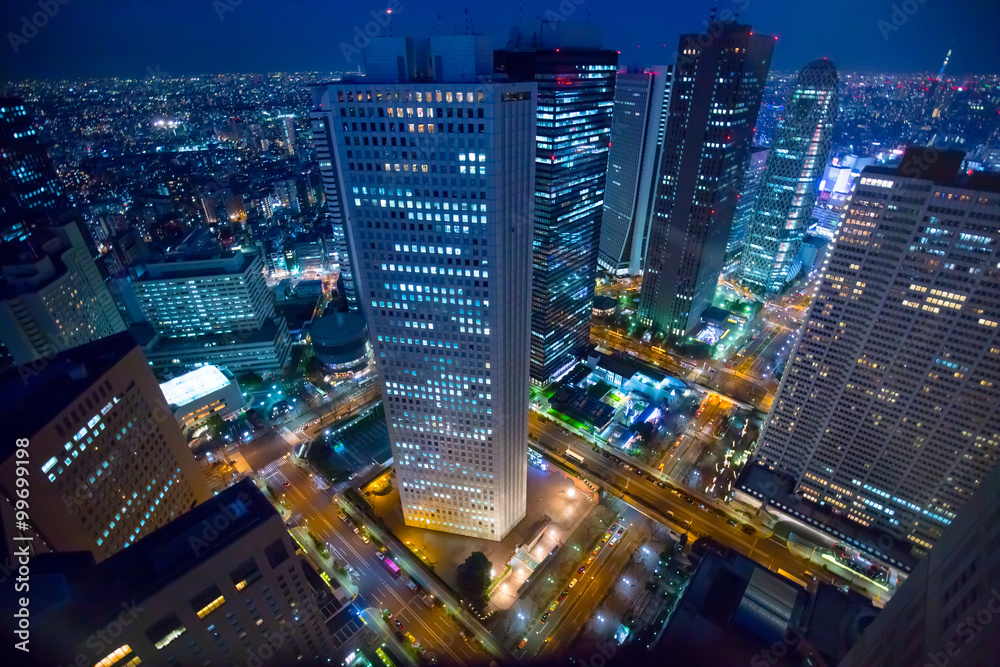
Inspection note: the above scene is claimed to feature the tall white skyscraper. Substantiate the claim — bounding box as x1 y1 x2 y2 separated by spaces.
753 149 1000 552
313 36 535 540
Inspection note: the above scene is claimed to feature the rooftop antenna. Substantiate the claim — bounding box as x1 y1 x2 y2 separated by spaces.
437 14 442 35
709 0 717 23
387 5 393 37
465 7 471 35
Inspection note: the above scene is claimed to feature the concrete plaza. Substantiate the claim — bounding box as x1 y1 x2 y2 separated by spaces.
364 463 598 610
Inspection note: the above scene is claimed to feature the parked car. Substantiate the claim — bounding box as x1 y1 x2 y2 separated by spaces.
518 638 528 649
407 580 419 592
569 578 578 588
742 525 757 536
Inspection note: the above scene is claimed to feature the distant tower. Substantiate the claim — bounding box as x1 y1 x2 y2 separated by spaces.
598 66 673 277
0 98 66 243
639 22 774 337
740 59 839 298
724 146 769 275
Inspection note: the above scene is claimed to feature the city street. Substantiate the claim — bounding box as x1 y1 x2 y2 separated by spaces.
261 458 489 665
529 413 845 592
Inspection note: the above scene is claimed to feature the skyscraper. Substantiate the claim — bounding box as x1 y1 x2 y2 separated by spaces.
639 21 774 337
319 36 535 540
311 100 359 311
0 220 125 365
496 24 618 383
752 149 1000 552
0 333 212 564
724 146 769 275
598 66 673 276
0 98 66 243
740 59 839 298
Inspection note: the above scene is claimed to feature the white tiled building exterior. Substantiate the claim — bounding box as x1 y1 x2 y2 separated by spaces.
314 36 535 540
755 151 1000 551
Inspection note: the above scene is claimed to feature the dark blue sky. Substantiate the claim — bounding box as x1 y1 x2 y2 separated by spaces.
1 0 997 81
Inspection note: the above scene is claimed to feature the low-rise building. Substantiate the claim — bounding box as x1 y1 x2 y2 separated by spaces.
160 365 245 435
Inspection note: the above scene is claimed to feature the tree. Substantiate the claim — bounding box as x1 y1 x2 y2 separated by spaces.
456 552 492 610
204 414 225 440
237 371 263 389
634 421 655 444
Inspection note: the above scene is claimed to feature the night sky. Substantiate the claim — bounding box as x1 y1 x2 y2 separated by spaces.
1 0 997 81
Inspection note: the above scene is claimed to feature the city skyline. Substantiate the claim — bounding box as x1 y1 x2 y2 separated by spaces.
2 4 1000 666
1 0 996 80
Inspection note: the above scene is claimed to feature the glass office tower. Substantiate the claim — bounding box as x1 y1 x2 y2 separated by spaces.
740 59 839 297
496 25 617 383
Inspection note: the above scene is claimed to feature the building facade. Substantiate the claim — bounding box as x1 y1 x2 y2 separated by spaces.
725 146 770 275
0 220 126 365
320 36 535 540
496 25 618 383
639 22 773 336
598 66 672 276
838 453 1000 667
130 248 291 376
753 150 1000 551
0 333 212 564
740 59 839 297
311 91 359 311
25 480 347 666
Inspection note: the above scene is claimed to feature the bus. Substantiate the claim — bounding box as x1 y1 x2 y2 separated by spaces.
565 449 585 465
777 568 809 589
383 557 401 578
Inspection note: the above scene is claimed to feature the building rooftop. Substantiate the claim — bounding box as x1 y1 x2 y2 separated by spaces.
135 248 250 281
653 542 810 666
596 351 667 384
311 310 367 346
159 365 233 407
863 146 1000 194
0 332 140 452
29 479 278 630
